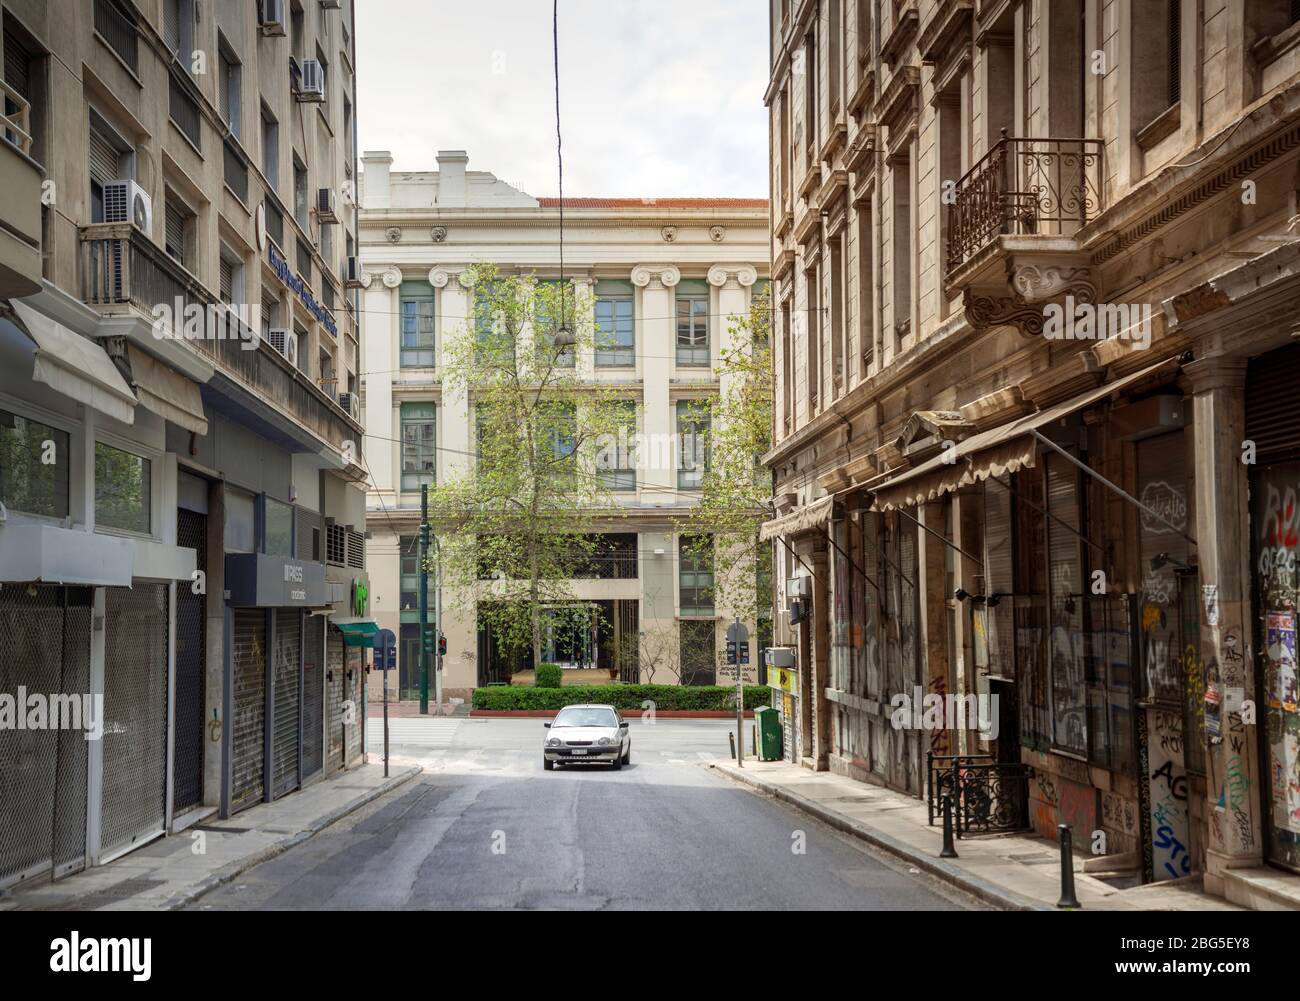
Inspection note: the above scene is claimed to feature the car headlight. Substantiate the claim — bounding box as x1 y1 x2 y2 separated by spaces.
546 738 561 747
597 736 614 746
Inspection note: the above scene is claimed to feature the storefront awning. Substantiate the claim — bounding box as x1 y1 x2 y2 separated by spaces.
759 495 834 542
331 617 380 647
871 359 1179 512
10 299 136 425
116 342 208 435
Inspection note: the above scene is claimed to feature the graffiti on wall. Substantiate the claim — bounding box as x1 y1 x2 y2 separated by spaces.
1148 708 1192 880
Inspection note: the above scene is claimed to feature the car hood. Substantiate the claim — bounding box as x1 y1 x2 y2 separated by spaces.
548 726 619 741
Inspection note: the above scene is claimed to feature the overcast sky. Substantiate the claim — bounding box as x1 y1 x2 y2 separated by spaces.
355 0 769 198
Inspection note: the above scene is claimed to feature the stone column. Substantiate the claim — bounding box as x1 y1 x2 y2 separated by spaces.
810 535 832 770
439 269 474 479
1184 356 1264 893
632 264 679 503
361 266 399 509
917 501 952 758
708 264 759 397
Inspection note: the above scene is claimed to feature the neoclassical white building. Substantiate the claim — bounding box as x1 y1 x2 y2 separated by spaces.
358 151 768 701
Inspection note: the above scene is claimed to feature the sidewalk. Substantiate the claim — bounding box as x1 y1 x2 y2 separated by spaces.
0 763 421 911
711 759 1248 911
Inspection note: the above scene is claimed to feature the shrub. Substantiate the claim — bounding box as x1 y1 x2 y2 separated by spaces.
472 683 770 712
535 663 563 688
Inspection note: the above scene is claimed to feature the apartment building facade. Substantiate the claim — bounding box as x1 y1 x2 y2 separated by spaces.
0 0 369 890
358 151 769 702
764 0 1300 907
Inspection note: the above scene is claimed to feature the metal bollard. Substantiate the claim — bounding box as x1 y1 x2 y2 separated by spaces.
1056 823 1082 908
728 731 736 760
940 794 959 858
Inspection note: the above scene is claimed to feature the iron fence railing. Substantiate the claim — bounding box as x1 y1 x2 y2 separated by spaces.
927 751 1032 837
946 130 1104 275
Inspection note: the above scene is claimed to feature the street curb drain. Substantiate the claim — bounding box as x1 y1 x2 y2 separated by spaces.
709 763 1051 912
161 765 424 911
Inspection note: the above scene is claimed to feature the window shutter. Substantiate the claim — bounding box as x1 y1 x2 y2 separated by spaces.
4 31 32 101
88 126 121 186
164 0 181 53
164 201 185 260
219 257 234 302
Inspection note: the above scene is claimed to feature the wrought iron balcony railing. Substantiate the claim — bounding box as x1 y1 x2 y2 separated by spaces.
79 222 362 459
946 130 1104 276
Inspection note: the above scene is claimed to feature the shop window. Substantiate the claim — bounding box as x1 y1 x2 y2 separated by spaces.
0 407 69 518
263 496 293 557
95 441 150 534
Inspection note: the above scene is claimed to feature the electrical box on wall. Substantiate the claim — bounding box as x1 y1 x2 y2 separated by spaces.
1111 394 1185 440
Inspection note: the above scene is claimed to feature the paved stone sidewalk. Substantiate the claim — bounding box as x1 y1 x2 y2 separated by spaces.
711 759 1247 911
0 763 421 911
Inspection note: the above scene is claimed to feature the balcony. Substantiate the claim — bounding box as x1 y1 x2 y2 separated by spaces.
945 131 1104 336
78 222 363 461
0 80 43 299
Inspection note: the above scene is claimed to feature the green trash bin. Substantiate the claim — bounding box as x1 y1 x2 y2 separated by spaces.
754 705 783 761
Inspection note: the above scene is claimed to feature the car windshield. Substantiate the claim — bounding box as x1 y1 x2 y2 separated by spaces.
553 708 618 728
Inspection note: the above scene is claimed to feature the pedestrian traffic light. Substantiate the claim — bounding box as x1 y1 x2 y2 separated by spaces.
438 633 447 656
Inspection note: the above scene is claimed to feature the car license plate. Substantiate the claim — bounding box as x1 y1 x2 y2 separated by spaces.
570 749 587 755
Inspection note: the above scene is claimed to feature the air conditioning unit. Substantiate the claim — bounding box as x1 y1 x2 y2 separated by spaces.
258 0 288 34
284 332 299 367
344 256 364 289
316 187 339 224
103 180 153 233
267 328 295 361
297 59 325 102
338 392 360 420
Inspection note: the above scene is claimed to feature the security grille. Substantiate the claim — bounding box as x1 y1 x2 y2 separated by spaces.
101 584 168 860
302 616 324 780
0 586 92 888
326 628 345 772
174 508 207 814
271 610 301 799
230 608 266 812
326 523 346 566
346 529 365 570
345 647 364 765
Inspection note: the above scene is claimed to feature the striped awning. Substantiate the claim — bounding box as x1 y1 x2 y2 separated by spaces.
759 495 834 542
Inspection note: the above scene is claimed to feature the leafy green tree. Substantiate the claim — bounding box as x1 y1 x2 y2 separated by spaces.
677 286 774 646
429 263 628 673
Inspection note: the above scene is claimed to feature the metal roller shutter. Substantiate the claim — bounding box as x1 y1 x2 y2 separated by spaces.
345 647 363 766
174 508 206 814
271 610 302 799
0 586 92 888
1246 342 1300 466
101 584 168 860
230 608 266 812
326 628 345 773
302 616 324 780
88 125 122 188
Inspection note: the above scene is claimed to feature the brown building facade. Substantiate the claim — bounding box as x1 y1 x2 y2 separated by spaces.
763 0 1300 907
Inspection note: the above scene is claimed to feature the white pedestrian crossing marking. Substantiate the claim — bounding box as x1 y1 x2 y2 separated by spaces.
366 718 462 748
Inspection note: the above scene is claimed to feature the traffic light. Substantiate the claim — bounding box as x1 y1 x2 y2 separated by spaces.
438 633 447 656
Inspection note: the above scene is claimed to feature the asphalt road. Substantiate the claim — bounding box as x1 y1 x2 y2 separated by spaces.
191 718 977 911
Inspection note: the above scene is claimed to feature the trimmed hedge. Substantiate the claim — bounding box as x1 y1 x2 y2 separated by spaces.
472 683 771 712
535 663 563 688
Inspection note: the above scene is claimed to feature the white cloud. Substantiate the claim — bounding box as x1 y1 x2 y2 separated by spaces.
355 0 768 197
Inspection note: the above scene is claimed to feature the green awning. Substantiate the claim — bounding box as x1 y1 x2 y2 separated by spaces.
332 617 380 648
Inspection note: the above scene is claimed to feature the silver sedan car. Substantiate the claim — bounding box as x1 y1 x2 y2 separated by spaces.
543 704 631 770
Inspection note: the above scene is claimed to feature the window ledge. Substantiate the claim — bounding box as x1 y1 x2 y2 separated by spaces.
1135 101 1181 151
1251 20 1300 66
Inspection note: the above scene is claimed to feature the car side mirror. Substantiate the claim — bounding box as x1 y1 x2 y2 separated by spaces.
619 721 629 729
543 722 551 728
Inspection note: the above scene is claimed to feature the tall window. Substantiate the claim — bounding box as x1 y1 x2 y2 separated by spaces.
675 280 710 366
218 38 241 139
857 201 875 375
293 156 308 228
400 403 436 492
679 535 715 617
595 279 634 367
261 105 278 190
806 263 821 412
781 296 793 430
95 441 150 534
803 30 817 164
88 110 132 224
890 154 912 347
399 535 421 618
830 230 845 391
677 399 711 490
0 408 69 518
597 401 637 492
163 189 194 269
163 0 194 65
218 245 244 306
533 278 575 367
263 496 293 556
400 280 435 368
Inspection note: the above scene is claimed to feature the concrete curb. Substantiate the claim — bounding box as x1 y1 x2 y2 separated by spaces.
160 765 423 911
710 762 1052 912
